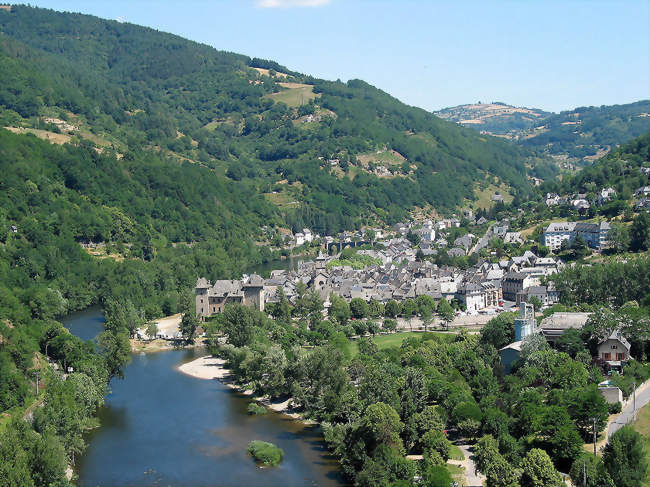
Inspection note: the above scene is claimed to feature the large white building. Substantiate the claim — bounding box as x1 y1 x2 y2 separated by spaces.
542 221 610 251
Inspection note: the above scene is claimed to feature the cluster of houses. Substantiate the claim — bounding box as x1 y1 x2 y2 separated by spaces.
545 184 650 214
195 235 564 320
545 188 617 214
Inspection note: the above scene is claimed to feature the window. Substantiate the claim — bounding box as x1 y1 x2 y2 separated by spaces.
611 345 617 349
616 353 625 361
200 299 203 303
603 352 611 361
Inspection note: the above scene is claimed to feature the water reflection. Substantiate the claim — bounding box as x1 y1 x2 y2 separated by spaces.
62 310 345 487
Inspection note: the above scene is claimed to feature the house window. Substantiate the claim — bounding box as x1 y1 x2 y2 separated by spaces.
616 353 625 361
611 345 617 349
213 307 216 313
200 299 203 303
603 352 611 361
200 308 203 313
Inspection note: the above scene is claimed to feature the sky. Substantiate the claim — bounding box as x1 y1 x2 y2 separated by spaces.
23 0 650 113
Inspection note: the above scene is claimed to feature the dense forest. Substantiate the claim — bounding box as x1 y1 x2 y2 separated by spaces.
0 5 544 233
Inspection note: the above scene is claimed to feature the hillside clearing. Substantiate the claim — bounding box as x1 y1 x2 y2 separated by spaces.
265 84 319 108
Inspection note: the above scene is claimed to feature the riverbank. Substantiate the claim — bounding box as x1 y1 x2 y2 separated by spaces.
178 355 308 421
130 337 206 353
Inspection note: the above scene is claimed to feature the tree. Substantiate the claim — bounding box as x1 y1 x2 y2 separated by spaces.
571 234 590 258
608 223 630 253
528 296 542 313
554 328 587 358
361 402 404 454
569 454 615 487
329 293 351 325
629 212 650 252
382 318 397 333
384 300 401 318
145 321 158 340
480 312 516 350
406 230 421 246
222 304 255 347
97 330 131 379
179 291 199 344
520 448 564 487
421 464 453 487
350 298 369 319
270 287 292 323
437 299 454 330
401 299 418 331
568 385 609 439
602 426 647 487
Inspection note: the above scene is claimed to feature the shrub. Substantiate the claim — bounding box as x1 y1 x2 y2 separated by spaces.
247 402 268 415
607 402 622 415
247 440 284 467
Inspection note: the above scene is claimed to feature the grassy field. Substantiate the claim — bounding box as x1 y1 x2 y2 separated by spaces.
265 83 319 108
356 148 407 167
264 191 300 208
631 402 650 487
471 181 513 211
350 331 455 356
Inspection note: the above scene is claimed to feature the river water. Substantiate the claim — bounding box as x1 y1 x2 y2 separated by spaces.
63 308 344 487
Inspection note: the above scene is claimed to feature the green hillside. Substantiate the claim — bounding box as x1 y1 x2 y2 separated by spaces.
520 100 650 163
0 5 539 234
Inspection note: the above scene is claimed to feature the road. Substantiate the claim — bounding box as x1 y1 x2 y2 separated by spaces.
608 380 650 437
470 224 494 255
455 443 485 487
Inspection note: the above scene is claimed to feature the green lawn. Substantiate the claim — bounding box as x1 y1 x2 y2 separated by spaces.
631 402 650 487
449 444 465 461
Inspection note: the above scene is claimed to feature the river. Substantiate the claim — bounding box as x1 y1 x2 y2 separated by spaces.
63 308 345 487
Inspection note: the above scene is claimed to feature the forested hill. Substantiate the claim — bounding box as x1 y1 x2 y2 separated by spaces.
519 100 650 164
541 132 650 202
436 100 650 166
0 5 544 233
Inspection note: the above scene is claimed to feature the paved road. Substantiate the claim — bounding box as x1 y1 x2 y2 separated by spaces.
470 224 494 255
608 380 650 437
456 443 485 487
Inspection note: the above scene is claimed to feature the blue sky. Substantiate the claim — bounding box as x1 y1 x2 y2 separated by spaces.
25 0 650 113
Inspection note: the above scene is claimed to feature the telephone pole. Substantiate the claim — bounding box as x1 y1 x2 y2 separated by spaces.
592 417 598 456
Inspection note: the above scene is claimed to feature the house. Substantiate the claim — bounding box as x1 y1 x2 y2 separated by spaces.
598 330 631 366
545 193 561 206
195 274 265 320
500 341 523 374
502 272 534 301
504 232 523 245
456 283 485 312
492 194 504 203
542 221 610 251
596 187 616 206
538 312 591 344
515 286 547 306
571 199 591 213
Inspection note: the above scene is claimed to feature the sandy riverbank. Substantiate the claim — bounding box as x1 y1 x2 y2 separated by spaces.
178 355 307 420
